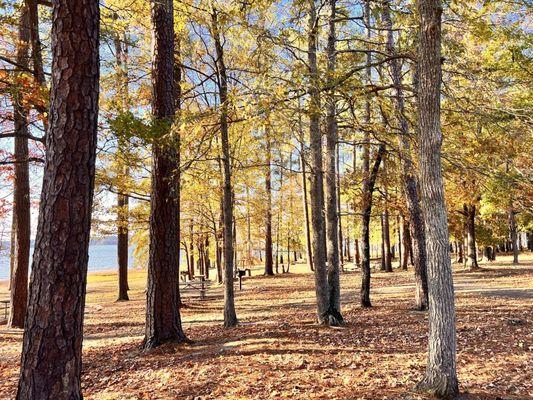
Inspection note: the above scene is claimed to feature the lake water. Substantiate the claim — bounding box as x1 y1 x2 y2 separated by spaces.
0 244 136 281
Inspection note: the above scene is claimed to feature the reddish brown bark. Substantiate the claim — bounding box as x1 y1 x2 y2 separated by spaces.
143 0 187 348
9 4 31 329
16 0 100 397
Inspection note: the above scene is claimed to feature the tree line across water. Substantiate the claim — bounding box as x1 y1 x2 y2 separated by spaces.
0 0 531 398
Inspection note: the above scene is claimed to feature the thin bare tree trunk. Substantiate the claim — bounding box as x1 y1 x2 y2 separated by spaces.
383 208 393 272
300 138 314 272
506 163 519 265
337 145 344 268
264 127 274 275
212 7 237 328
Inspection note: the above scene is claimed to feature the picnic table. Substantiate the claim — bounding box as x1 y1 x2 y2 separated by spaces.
1 299 9 320
179 275 210 300
180 271 190 281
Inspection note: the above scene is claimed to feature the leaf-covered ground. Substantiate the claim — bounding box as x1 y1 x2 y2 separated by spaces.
1 254 532 399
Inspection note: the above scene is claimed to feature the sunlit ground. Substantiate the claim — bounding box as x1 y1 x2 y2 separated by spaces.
0 254 531 399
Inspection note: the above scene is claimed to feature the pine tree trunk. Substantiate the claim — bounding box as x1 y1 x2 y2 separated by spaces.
383 0 428 309
212 7 237 328
16 0 99 397
27 0 48 133
114 29 130 301
325 0 343 325
415 0 459 393
144 0 187 349
9 5 31 329
117 192 129 301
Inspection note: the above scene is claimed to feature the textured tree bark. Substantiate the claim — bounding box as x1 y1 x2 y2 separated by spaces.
307 0 330 324
401 217 411 270
382 0 428 309
27 0 45 85
212 7 238 328
9 5 31 329
264 127 274 275
16 0 100 397
114 30 130 302
325 0 343 325
415 0 459 394
144 0 187 349
464 204 479 270
117 191 129 301
27 0 48 135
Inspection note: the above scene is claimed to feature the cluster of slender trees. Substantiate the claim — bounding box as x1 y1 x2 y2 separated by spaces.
6 0 529 397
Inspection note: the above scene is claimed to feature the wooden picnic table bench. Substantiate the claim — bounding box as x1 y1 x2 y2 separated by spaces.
1 299 9 320
179 276 211 300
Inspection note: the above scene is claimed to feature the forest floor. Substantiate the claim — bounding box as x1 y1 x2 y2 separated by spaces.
0 254 532 399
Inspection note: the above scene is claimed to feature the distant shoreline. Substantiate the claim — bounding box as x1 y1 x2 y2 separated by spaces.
0 267 141 286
